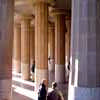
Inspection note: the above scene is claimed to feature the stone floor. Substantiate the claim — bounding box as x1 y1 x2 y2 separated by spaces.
12 71 38 100
12 70 68 100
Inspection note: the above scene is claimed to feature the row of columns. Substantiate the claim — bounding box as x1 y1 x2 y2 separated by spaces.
1 0 100 100
0 0 70 99
13 3 71 99
13 5 71 88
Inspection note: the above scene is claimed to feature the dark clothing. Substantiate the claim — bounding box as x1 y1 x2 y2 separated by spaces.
47 89 64 100
67 63 70 71
32 64 35 73
38 84 47 100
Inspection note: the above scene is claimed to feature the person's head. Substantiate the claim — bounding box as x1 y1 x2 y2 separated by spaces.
52 82 57 89
33 60 35 64
42 79 47 86
48 57 51 61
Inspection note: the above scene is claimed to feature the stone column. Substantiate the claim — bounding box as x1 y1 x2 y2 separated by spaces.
35 1 48 89
65 17 71 66
48 22 55 85
13 22 21 73
52 9 67 98
21 15 32 80
65 17 71 82
68 0 100 100
30 26 35 68
0 0 14 99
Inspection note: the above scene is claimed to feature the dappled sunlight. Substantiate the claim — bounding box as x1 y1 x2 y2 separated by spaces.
12 85 38 100
12 71 37 100
12 71 35 87
12 77 35 87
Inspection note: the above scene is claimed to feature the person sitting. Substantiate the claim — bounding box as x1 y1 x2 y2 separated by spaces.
47 82 64 100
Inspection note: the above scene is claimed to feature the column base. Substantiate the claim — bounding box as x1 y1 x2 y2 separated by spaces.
35 68 48 91
55 64 66 83
48 59 55 86
68 85 100 100
0 79 12 100
21 63 30 80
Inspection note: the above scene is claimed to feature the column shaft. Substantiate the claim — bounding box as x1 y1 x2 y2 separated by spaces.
30 26 35 67
68 0 100 100
13 23 21 73
55 14 66 83
0 0 14 99
21 16 31 80
65 18 71 66
48 23 55 85
65 18 71 82
35 2 48 88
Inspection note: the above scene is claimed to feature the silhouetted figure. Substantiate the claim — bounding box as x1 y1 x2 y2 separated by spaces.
67 62 70 71
47 82 64 100
31 60 35 81
38 83 47 100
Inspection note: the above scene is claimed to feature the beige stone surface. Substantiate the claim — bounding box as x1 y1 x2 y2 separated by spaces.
21 15 32 80
13 23 21 73
48 22 55 59
54 12 66 65
30 26 35 67
35 2 48 88
0 0 14 99
65 18 71 65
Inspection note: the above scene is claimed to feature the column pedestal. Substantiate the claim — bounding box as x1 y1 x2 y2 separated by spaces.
68 85 100 100
48 59 55 85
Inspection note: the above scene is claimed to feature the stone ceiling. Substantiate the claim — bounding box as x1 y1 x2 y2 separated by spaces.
15 0 71 15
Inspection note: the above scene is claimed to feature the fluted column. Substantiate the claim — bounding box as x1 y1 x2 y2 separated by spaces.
52 9 67 99
30 26 35 68
13 23 21 73
68 0 100 100
35 1 48 89
65 17 71 82
21 15 32 80
48 22 55 85
0 0 14 99
53 9 66 84
65 17 71 66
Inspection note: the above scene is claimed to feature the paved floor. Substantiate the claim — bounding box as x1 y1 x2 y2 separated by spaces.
12 71 38 100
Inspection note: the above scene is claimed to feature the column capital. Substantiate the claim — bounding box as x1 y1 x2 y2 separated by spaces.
14 14 21 25
29 0 55 6
20 14 34 21
51 8 67 16
14 22 21 27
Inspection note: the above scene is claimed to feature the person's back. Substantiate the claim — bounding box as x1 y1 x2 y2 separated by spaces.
47 82 64 100
38 83 47 100
47 89 62 100
31 60 35 73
